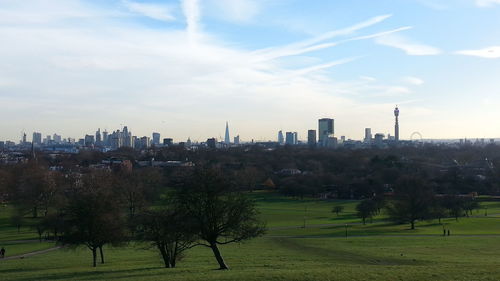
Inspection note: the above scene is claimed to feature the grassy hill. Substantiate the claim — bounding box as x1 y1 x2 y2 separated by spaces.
1 192 500 280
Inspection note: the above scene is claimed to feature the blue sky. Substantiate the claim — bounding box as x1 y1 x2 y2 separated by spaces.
1 0 500 142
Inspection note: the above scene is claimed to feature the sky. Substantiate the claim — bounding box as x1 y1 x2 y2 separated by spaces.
1 0 500 142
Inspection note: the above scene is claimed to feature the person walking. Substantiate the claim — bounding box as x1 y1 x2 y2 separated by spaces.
0 247 5 258
447 229 450 236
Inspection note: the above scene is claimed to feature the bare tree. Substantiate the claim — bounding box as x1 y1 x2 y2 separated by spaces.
135 208 195 268
58 171 127 267
176 168 265 270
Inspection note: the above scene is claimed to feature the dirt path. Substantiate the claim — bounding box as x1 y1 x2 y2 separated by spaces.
0 246 62 261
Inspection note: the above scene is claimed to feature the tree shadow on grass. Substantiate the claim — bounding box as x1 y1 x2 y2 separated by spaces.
272 238 431 266
15 267 164 281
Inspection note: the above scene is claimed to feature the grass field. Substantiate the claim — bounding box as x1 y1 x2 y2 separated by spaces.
1 191 500 280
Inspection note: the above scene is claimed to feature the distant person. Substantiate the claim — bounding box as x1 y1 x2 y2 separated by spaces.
443 229 446 236
447 230 450 236
0 247 5 258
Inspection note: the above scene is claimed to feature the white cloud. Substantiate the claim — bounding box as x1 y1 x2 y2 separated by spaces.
476 0 500 7
403 76 425 85
375 34 442 55
123 0 176 21
455 46 500 58
182 0 201 44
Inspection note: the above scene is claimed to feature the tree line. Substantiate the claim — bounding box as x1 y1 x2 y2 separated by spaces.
0 163 264 269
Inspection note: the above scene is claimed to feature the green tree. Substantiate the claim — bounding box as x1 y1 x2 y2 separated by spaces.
386 176 434 230
356 200 377 224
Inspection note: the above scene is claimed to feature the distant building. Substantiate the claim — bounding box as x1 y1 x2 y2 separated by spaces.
53 134 62 144
224 122 230 144
32 132 42 145
374 133 385 147
206 138 217 149
163 138 173 146
84 135 95 146
285 132 297 145
95 129 102 145
234 135 240 145
278 130 284 145
140 136 150 149
318 118 334 146
152 132 160 146
364 128 372 144
307 130 316 147
394 106 400 142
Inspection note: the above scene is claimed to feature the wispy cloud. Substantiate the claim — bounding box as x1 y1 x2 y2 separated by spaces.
182 0 201 44
455 46 500 58
476 0 500 7
403 76 425 85
122 0 176 21
375 34 442 55
207 0 261 22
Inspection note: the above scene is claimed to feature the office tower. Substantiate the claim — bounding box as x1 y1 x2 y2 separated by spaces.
394 106 400 142
293 132 298 145
122 126 132 147
102 130 108 146
364 128 372 144
140 136 150 149
95 128 101 145
152 132 160 146
224 122 230 144
318 118 334 146
22 133 27 145
44 135 52 145
278 130 284 145
285 132 297 145
206 138 216 149
84 135 95 146
374 133 385 147
53 134 62 144
307 130 316 147
163 138 173 146
32 132 42 145
234 135 240 145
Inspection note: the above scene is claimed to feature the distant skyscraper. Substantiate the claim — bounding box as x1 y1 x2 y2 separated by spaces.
278 130 284 145
22 133 27 145
285 132 297 145
96 128 101 145
102 130 108 146
293 132 298 145
32 132 42 145
224 122 230 144
84 134 95 146
394 106 400 142
307 130 316 147
234 135 240 145
318 118 334 146
364 128 372 144
152 132 160 145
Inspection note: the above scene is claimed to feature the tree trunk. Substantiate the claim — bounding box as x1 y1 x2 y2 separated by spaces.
158 245 170 268
33 206 38 218
210 243 229 270
99 246 105 264
410 220 415 230
92 247 97 267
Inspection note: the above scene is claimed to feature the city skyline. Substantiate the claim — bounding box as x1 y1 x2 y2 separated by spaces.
1 1 500 141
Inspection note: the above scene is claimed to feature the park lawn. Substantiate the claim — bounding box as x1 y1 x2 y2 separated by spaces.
250 191 364 227
0 241 55 257
1 236 500 281
267 216 500 237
